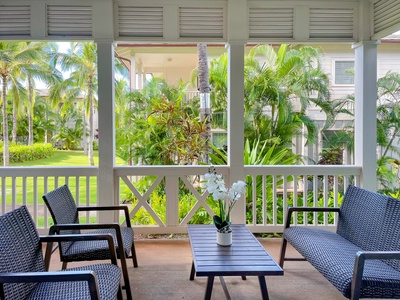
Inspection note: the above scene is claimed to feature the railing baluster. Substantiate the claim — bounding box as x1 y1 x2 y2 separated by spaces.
262 174 266 225
272 175 277 226
293 176 298 226
22 176 27 207
86 176 90 222
252 174 257 225
282 176 287 226
33 176 38 225
313 175 318 225
323 175 329 225
334 176 339 224
12 177 16 211
43 176 48 229
1 177 5 215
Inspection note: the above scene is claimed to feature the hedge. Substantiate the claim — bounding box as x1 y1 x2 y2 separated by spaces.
0 143 54 164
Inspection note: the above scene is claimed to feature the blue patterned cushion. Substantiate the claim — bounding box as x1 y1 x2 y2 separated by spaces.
284 226 400 298
61 227 133 260
283 185 400 299
27 264 121 300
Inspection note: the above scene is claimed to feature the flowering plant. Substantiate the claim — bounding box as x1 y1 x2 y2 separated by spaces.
204 167 247 233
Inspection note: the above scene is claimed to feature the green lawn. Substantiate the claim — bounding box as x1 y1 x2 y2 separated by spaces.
11 150 125 166
5 150 127 227
4 150 125 206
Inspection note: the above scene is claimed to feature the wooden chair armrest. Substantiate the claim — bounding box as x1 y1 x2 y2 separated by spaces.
352 251 400 300
284 207 340 229
77 206 131 227
0 271 100 300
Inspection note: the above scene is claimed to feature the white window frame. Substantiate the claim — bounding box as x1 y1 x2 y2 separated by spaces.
333 59 355 86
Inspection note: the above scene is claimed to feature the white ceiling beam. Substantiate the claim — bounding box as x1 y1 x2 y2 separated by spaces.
93 0 114 42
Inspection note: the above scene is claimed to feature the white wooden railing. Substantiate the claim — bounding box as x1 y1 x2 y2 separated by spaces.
0 165 361 234
114 165 361 234
0 167 98 233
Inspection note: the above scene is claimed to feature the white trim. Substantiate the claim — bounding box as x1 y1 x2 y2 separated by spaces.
332 58 355 86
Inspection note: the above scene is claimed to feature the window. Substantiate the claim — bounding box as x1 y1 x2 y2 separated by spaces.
334 60 354 85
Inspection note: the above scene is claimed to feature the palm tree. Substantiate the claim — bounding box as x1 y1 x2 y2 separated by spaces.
32 96 57 143
53 42 98 166
20 42 61 145
0 42 47 165
197 44 211 163
243 44 331 147
376 71 400 156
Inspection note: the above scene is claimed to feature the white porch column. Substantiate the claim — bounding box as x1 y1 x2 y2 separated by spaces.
227 42 245 224
97 42 116 222
353 41 378 191
130 53 136 91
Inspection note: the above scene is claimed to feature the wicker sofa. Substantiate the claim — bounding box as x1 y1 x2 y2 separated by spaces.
279 185 400 300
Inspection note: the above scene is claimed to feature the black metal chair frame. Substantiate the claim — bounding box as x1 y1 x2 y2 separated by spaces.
43 185 137 300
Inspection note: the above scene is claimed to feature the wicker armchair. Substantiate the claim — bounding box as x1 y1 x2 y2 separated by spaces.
42 185 137 300
0 206 122 300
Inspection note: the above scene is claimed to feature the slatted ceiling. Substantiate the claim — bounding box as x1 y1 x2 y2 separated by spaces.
179 7 224 38
249 8 294 39
309 8 354 39
374 0 400 34
118 6 163 38
0 5 30 36
47 5 92 37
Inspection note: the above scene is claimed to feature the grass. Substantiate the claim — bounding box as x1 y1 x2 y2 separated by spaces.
11 150 125 166
5 150 127 227
4 150 125 206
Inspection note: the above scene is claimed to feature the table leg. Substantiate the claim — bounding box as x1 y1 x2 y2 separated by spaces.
205 276 215 300
258 276 269 300
219 276 231 300
190 261 195 280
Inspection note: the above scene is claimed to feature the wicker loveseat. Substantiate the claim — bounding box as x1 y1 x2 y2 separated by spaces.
279 185 400 300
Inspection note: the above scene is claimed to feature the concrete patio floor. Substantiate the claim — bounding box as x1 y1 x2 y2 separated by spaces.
47 236 351 300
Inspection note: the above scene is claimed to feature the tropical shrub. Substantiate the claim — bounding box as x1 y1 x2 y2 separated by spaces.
116 78 208 165
0 143 54 164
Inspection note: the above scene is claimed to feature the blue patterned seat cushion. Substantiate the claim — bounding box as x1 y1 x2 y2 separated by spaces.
284 227 400 298
27 263 121 300
61 227 133 261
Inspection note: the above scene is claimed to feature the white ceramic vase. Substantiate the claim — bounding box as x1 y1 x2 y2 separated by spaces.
217 230 232 246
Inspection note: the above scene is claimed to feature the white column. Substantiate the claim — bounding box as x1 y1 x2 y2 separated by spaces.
353 41 378 191
138 67 144 89
97 42 116 222
130 53 136 91
227 42 245 224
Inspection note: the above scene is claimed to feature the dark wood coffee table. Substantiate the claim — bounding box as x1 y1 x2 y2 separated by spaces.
187 224 283 300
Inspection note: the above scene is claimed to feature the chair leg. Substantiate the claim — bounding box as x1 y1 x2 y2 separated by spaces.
62 262 68 270
279 238 288 268
117 284 123 300
119 250 133 300
131 242 138 268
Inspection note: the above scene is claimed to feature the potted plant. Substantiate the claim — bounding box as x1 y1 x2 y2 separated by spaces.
203 167 246 246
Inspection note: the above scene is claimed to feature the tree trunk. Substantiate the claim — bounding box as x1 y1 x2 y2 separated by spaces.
28 77 34 145
12 101 17 144
83 111 87 155
197 43 211 164
88 78 94 166
44 110 48 144
2 76 9 166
